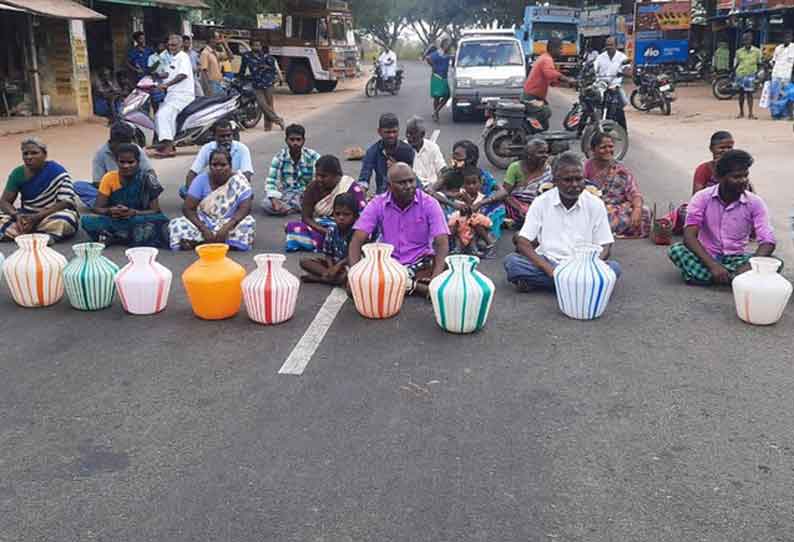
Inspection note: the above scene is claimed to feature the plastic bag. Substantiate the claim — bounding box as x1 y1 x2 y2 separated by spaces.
759 80 771 109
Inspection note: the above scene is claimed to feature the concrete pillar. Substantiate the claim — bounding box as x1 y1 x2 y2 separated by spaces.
69 20 93 118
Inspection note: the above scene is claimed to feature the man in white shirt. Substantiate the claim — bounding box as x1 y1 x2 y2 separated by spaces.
594 36 630 130
378 46 398 82
155 34 195 158
504 152 621 291
179 119 254 198
771 30 794 120
405 116 446 187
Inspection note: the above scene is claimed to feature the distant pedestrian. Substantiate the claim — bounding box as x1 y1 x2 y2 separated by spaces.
127 31 153 82
183 34 203 97
713 41 731 74
770 30 794 120
239 39 284 131
200 32 229 96
426 38 452 122
734 32 762 120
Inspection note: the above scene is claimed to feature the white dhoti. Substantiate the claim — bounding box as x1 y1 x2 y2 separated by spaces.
155 92 193 142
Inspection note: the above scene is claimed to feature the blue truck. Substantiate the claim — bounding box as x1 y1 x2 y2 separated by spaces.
515 5 581 73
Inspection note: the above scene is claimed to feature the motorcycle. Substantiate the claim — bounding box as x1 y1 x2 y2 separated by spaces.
482 99 579 170
630 65 675 115
712 60 771 100
365 62 404 97
120 76 241 148
668 49 710 83
229 78 262 130
562 63 629 160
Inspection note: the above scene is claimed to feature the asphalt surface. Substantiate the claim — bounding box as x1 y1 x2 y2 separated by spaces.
2 62 793 542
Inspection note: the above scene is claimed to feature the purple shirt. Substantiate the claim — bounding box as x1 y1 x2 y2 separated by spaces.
685 184 775 258
354 190 450 265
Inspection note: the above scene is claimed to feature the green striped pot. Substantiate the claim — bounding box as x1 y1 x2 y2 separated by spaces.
64 243 120 311
429 255 495 334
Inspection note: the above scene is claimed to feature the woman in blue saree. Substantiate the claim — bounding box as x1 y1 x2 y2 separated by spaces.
0 138 79 242
81 143 170 247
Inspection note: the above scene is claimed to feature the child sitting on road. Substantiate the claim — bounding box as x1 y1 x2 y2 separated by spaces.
448 165 496 258
299 192 359 285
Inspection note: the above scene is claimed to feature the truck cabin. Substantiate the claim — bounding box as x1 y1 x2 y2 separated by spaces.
520 6 580 74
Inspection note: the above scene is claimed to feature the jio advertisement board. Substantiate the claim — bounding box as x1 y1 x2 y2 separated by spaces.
633 1 691 65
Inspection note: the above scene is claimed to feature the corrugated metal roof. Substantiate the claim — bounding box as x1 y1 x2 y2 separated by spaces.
0 0 106 19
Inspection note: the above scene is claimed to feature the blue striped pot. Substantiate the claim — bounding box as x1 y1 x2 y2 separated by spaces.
553 244 616 320
63 243 120 311
429 255 495 334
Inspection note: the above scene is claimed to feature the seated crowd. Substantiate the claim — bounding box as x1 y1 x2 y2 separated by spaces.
0 117 780 296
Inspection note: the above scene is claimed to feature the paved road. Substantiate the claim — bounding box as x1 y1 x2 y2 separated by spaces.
2 63 793 542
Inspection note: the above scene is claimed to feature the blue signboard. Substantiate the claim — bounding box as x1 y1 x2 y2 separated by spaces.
634 39 689 64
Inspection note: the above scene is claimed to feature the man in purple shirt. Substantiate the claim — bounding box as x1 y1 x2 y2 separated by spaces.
349 162 450 297
668 149 779 285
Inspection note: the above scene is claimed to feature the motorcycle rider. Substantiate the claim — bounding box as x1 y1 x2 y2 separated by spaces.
378 46 398 89
154 34 195 159
522 36 576 120
593 36 630 131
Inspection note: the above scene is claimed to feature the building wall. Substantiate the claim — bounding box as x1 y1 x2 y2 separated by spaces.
36 18 93 118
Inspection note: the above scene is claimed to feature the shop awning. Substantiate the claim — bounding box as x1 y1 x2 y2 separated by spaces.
92 0 208 8
0 0 106 19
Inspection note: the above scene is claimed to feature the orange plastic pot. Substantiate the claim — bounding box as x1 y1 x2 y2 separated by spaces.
182 243 246 320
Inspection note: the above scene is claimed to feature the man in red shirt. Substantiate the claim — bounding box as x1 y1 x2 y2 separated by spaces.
522 37 575 102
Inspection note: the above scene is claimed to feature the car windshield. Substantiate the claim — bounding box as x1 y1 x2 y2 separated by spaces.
329 16 353 44
457 41 523 68
533 22 578 43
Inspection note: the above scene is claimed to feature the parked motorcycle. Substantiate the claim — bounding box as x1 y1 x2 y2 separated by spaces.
365 62 404 97
482 99 579 170
630 65 675 115
120 76 241 148
667 49 710 83
712 60 771 100
562 63 629 160
229 78 262 130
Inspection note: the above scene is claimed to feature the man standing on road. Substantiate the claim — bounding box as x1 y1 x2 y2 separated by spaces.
183 34 203 98
522 37 576 120
593 36 630 131
771 30 794 120
181 119 253 199
263 124 321 215
426 38 453 122
668 150 778 285
405 116 446 187
734 32 762 120
349 162 449 298
200 32 229 96
503 152 621 291
239 39 285 131
154 34 195 159
358 113 415 195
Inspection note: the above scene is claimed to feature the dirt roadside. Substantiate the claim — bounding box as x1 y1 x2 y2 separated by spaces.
0 76 368 181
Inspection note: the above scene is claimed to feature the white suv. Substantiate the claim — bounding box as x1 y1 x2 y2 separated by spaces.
451 32 527 122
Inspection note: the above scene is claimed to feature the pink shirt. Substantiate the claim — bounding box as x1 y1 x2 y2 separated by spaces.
685 184 775 258
354 190 450 265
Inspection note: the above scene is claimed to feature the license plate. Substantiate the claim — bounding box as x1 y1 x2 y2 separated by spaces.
660 84 672 92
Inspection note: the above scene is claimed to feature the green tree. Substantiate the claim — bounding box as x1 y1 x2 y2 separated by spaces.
204 0 280 27
349 0 410 49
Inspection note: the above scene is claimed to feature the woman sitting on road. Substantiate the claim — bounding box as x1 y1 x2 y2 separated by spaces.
482 138 552 228
0 138 79 242
584 131 650 239
693 130 734 194
285 155 367 252
169 147 256 251
430 140 506 238
81 144 170 247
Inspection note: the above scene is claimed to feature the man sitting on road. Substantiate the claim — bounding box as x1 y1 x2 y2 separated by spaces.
668 149 779 286
522 36 575 120
74 122 155 208
405 116 446 188
504 151 621 291
358 113 415 195
263 124 321 215
154 34 195 158
349 162 449 297
593 36 630 131
180 119 253 199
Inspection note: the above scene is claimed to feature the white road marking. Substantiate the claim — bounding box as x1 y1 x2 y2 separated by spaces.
278 287 348 375
429 129 440 143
